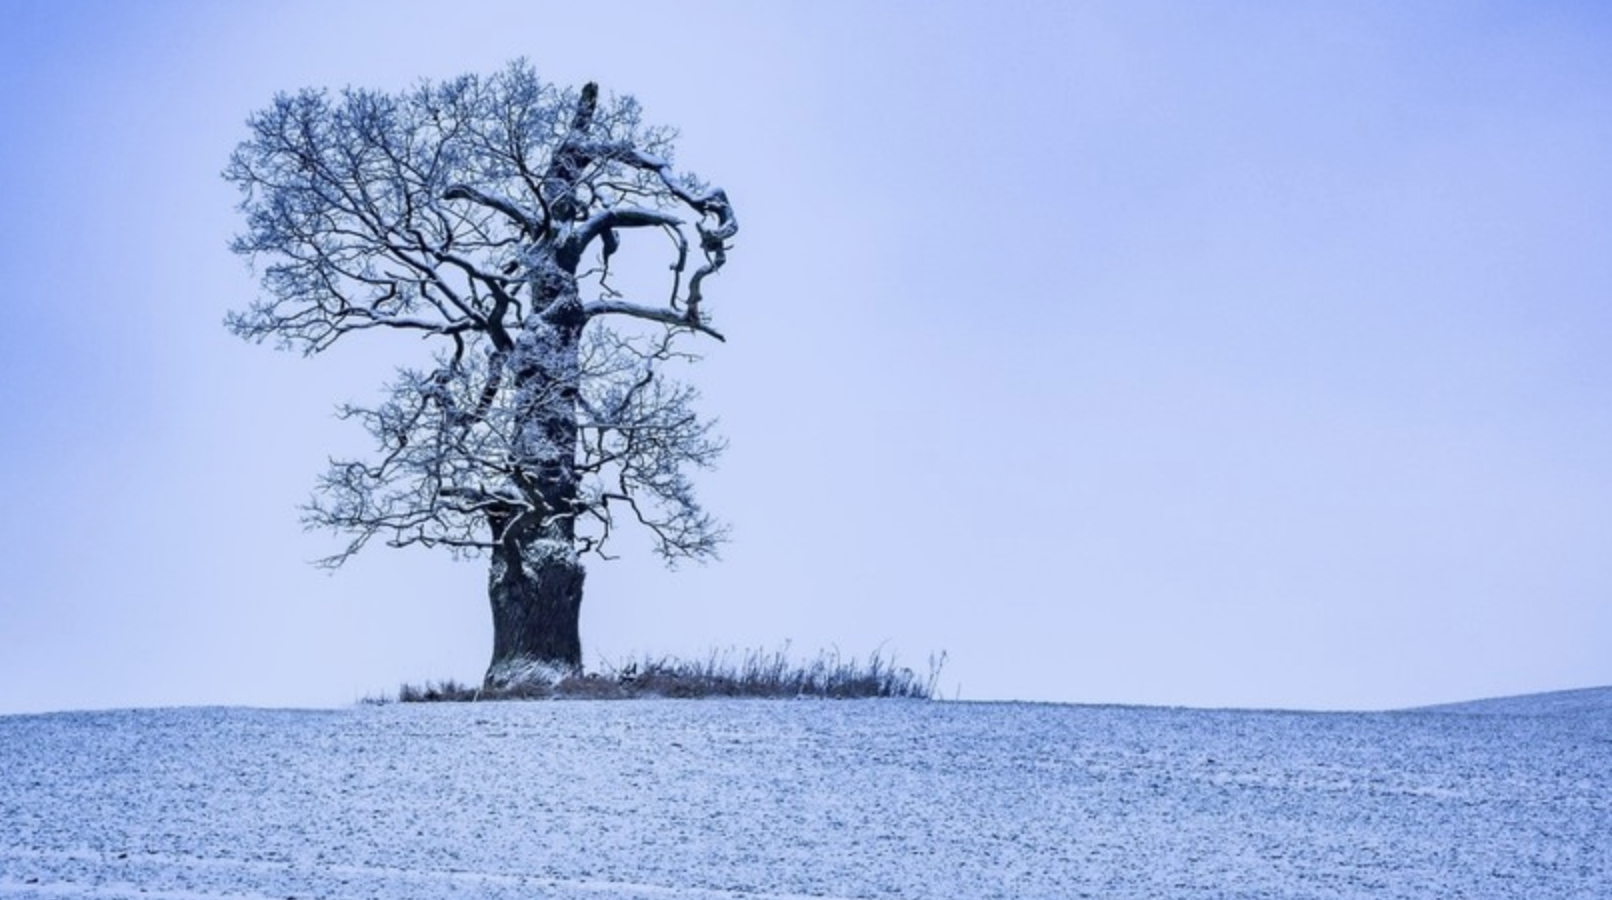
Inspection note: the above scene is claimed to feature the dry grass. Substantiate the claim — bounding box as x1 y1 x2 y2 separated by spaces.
380 646 946 703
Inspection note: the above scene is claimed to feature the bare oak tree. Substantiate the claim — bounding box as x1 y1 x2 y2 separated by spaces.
225 62 737 687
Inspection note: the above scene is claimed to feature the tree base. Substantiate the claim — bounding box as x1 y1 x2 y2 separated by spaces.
484 656 578 691
485 535 585 688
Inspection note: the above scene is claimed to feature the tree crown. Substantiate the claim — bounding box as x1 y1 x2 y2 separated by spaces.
226 61 736 567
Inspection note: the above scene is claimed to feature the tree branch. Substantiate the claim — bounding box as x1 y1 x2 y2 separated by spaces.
442 184 544 236
605 149 738 320
570 207 684 260
581 300 725 342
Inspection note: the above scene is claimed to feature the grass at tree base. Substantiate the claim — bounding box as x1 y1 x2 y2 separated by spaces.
381 647 947 703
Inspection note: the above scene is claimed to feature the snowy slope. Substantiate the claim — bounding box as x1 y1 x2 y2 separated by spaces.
1 699 1608 899
1406 684 1612 717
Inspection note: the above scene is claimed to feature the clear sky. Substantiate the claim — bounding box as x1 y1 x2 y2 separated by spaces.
2 1 1609 715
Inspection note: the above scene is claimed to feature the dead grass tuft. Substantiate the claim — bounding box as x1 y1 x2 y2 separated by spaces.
389 646 946 703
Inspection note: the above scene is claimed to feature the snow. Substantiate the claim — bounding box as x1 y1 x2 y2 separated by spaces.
1 697 1608 899
1407 684 1612 717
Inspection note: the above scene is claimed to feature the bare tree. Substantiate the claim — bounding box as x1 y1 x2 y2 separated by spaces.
225 62 737 687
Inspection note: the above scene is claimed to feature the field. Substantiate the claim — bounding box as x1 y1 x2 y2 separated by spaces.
2 692 1608 899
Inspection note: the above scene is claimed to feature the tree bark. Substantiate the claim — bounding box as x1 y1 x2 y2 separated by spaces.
484 522 585 687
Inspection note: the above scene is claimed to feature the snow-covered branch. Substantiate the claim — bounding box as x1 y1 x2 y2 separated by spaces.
606 149 738 321
581 300 726 342
442 184 544 237
571 206 684 257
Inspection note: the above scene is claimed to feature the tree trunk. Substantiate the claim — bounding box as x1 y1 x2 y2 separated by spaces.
482 280 587 689
484 525 584 687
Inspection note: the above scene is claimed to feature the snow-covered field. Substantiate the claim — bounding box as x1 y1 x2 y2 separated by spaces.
2 693 1608 899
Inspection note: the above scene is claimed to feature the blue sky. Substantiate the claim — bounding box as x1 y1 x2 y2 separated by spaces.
1 1 1609 714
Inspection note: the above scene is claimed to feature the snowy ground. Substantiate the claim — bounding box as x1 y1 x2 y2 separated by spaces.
1 694 1608 899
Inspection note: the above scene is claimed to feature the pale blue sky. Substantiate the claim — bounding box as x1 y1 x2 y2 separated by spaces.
2 1 1609 714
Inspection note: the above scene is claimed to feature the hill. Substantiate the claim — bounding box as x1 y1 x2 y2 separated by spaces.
1406 684 1612 717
